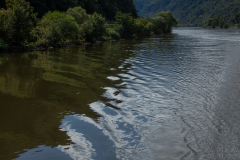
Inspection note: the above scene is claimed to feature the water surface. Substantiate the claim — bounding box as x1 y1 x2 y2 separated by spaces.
1 27 240 160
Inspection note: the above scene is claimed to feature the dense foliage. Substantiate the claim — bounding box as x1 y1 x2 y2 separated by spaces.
0 0 138 20
66 6 93 39
0 38 8 51
114 11 178 38
36 11 80 45
85 13 106 41
134 18 154 37
0 0 37 46
204 18 229 28
115 12 136 38
0 0 178 51
152 11 179 33
134 0 240 26
230 13 240 27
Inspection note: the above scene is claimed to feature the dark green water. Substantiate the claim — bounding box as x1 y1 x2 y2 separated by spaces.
1 28 240 160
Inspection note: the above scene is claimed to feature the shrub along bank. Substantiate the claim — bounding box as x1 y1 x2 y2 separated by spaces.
204 18 229 28
0 38 8 51
0 0 178 52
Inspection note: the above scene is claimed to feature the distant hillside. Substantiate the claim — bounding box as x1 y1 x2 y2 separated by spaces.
134 0 240 26
0 0 137 20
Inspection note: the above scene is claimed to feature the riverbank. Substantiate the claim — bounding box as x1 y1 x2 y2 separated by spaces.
2 40 114 53
1 37 132 53
0 1 178 53
1 34 164 53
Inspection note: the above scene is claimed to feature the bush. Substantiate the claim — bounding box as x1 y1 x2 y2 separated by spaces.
67 7 107 41
155 11 178 33
206 18 219 28
114 12 136 38
219 20 225 28
37 11 80 44
149 16 165 34
66 6 93 39
135 18 154 36
0 0 37 46
66 6 90 26
224 24 229 28
0 9 6 39
85 13 106 41
205 18 229 28
149 11 178 34
106 28 120 39
0 38 9 52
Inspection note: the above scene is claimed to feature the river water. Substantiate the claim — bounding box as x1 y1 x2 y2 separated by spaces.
1 27 240 160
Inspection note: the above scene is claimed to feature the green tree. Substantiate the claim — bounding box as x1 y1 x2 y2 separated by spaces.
150 11 178 34
150 16 165 34
66 6 90 25
135 18 154 36
85 13 106 41
23 0 137 21
116 0 138 18
156 11 178 33
0 0 37 46
114 11 136 38
0 38 8 52
66 6 94 39
231 13 240 26
206 18 219 28
219 20 225 28
37 11 80 44
106 28 120 39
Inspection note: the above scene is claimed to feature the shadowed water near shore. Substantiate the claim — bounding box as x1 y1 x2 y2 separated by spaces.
1 28 240 160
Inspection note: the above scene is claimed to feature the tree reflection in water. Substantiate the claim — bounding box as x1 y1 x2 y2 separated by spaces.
0 40 135 160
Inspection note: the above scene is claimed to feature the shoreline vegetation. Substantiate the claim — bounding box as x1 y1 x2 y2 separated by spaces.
0 0 178 53
203 16 240 28
134 0 240 27
178 13 240 28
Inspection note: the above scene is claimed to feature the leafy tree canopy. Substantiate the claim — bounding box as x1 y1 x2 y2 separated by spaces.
0 0 138 20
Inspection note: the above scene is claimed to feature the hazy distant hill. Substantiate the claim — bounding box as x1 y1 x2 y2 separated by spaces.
134 0 240 26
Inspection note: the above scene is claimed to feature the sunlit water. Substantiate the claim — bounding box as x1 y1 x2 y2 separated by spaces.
1 27 240 160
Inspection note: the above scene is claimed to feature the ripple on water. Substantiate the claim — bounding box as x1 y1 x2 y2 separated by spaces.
6 28 240 160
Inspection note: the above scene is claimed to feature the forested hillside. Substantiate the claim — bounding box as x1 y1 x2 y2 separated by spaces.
134 0 240 26
0 0 137 20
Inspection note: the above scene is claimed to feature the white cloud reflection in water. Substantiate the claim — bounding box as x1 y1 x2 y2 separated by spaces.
55 100 146 159
14 28 240 160
56 89 175 160
56 28 240 160
58 119 96 160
